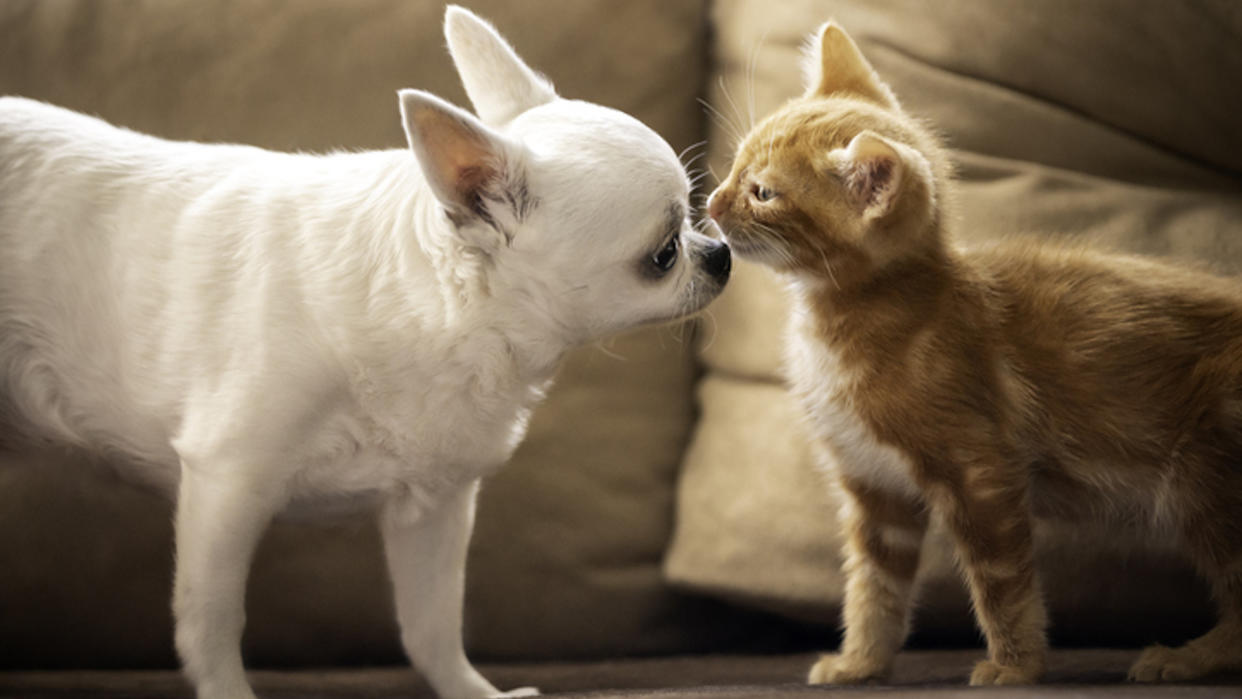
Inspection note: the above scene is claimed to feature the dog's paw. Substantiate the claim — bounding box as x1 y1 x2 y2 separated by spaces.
807 653 886 685
969 658 1042 686
1129 644 1207 682
490 687 539 698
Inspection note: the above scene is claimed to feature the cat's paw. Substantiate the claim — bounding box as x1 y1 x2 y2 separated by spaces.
490 688 539 698
969 659 1042 685
1129 644 1207 682
807 653 887 685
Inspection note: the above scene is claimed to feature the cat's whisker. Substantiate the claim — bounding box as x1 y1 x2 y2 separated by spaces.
759 231 797 266
745 222 797 267
698 97 736 135
698 98 744 149
717 76 750 143
746 29 772 130
814 244 839 290
707 163 722 186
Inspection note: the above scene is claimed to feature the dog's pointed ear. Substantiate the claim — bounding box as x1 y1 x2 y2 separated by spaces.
828 130 906 221
802 22 897 108
444 5 556 126
399 89 524 242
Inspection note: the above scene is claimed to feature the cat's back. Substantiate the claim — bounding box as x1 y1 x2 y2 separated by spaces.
966 239 1242 347
965 239 1242 476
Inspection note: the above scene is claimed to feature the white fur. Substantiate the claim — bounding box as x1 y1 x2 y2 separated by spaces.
783 280 921 500
0 7 728 699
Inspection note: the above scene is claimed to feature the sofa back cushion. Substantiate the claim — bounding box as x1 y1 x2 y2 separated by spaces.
667 0 1240 644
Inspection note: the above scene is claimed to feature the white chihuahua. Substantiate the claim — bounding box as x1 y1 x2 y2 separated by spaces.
0 6 729 699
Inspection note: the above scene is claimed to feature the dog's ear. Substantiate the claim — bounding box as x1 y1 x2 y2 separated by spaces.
444 5 556 126
399 89 528 247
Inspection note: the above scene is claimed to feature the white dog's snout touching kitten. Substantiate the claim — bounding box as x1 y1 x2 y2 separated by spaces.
0 7 729 699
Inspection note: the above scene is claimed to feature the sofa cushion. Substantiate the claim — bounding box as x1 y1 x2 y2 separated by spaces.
4 650 1239 698
666 0 1239 643
0 0 722 665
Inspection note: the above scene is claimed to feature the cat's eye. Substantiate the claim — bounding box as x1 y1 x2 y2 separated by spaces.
652 235 680 273
752 184 776 202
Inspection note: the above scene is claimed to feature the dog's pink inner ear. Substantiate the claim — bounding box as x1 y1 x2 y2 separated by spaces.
412 109 501 211
453 164 498 208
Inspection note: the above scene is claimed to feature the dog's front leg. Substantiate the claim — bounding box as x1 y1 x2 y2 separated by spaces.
173 463 282 699
381 480 537 699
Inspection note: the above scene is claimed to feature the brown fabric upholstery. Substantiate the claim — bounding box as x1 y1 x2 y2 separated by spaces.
2 0 1237 685
1 650 1240 697
667 0 1240 641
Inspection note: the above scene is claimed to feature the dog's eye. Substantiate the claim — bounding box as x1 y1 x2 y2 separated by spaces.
752 184 776 202
652 235 680 273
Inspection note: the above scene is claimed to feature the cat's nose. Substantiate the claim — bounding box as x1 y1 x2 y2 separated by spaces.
706 190 730 222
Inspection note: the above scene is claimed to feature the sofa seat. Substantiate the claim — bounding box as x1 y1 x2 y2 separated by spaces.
1 650 1239 698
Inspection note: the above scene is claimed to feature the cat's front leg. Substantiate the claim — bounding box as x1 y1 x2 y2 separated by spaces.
809 477 928 685
933 455 1047 686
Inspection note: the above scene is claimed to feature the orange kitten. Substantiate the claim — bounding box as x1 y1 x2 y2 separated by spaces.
707 22 1242 686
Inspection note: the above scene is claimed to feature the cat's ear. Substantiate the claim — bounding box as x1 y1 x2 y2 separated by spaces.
399 89 525 245
802 22 898 108
444 5 557 126
828 131 906 221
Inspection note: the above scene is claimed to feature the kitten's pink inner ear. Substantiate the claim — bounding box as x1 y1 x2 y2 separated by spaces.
836 132 903 220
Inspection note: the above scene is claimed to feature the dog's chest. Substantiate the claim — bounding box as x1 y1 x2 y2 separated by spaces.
785 310 921 499
289 357 547 516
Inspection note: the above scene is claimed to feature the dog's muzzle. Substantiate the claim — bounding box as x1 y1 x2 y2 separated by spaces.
702 239 731 284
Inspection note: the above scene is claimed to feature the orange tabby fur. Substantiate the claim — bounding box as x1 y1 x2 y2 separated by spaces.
707 22 1242 686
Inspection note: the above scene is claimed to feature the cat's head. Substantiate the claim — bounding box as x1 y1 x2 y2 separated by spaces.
706 23 951 286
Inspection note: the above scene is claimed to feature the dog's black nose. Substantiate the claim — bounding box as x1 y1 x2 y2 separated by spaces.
704 239 731 283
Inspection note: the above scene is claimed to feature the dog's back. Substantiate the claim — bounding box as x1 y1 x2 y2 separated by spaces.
0 98 415 476
0 98 193 467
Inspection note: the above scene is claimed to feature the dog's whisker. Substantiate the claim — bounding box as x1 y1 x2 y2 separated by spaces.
591 339 628 362
696 307 719 354
677 139 708 165
683 150 709 171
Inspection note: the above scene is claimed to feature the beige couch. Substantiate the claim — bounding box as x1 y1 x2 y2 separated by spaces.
2 1 1240 696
